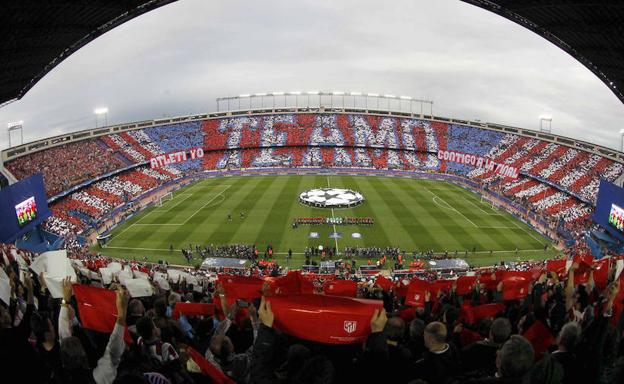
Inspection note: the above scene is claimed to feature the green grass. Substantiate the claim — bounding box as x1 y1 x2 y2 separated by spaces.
92 175 559 267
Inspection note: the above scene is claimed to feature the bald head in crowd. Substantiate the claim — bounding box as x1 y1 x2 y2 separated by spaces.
424 321 447 351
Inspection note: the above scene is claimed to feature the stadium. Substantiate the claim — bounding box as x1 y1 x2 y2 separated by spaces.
0 1 624 383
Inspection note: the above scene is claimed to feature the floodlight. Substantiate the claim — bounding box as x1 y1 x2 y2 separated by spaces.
239 94 250 98
94 107 109 115
400 95 411 100
332 91 344 95
350 92 362 96
7 120 23 129
307 91 320 95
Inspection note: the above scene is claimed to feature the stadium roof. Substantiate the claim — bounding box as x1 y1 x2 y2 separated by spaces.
0 0 177 107
462 0 624 104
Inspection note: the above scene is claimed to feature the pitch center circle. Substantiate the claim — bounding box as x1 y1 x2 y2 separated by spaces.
299 188 364 208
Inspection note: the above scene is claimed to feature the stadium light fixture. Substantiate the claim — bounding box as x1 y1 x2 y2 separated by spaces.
539 114 552 121
620 129 624 134
7 120 23 129
384 94 396 98
350 92 362 96
367 93 379 97
332 91 344 95
307 91 319 95
239 94 250 98
254 92 267 97
290 91 301 95
400 95 411 100
94 107 109 115
272 91 284 96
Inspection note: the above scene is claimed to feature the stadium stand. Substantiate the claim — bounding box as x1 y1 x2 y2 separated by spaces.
5 113 624 237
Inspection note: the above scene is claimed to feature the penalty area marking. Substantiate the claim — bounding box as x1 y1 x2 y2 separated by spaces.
427 192 478 228
108 184 231 243
133 194 227 226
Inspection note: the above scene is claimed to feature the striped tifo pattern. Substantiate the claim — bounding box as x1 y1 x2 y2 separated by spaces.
97 175 553 267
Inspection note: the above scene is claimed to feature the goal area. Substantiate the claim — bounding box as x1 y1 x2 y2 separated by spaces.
156 192 173 207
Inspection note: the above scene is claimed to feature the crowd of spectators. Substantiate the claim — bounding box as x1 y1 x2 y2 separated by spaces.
6 140 126 196
2 239 624 384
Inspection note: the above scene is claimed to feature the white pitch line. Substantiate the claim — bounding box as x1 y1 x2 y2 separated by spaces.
180 185 231 225
510 219 545 244
108 183 229 243
423 185 478 228
327 176 340 254
154 192 195 213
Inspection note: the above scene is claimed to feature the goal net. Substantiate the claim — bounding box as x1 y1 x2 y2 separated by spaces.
156 192 173 207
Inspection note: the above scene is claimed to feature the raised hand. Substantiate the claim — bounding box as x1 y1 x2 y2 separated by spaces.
370 308 387 333
62 277 73 302
258 296 274 328
116 286 130 325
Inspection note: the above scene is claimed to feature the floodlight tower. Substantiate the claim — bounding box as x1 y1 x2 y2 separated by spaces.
619 129 624 152
7 120 23 147
94 107 109 128
539 115 552 133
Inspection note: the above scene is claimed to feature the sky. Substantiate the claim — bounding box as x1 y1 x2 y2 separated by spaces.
1 0 623 150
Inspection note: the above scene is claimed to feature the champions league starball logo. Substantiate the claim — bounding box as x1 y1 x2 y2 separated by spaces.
299 188 364 208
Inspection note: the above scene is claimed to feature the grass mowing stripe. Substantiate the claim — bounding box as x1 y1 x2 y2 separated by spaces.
346 176 393 247
434 187 520 250
205 176 273 245
405 179 486 252
384 177 447 251
156 177 252 247
227 176 287 245
254 176 304 250
356 177 415 249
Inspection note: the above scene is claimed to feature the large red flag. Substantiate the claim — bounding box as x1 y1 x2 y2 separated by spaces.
374 275 394 292
429 279 453 300
405 278 430 307
546 259 568 278
456 276 478 296
501 271 532 301
592 259 610 290
187 346 235 384
73 284 118 334
523 320 555 359
72 284 132 344
172 302 215 320
460 303 504 324
269 294 383 344
479 272 499 291
218 275 264 302
323 279 357 297
267 271 315 295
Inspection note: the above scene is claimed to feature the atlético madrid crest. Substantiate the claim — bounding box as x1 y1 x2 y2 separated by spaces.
344 321 357 334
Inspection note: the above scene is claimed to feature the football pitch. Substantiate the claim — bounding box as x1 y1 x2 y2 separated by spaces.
93 175 558 267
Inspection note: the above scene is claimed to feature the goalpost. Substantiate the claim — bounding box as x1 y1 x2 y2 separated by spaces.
156 192 173 207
